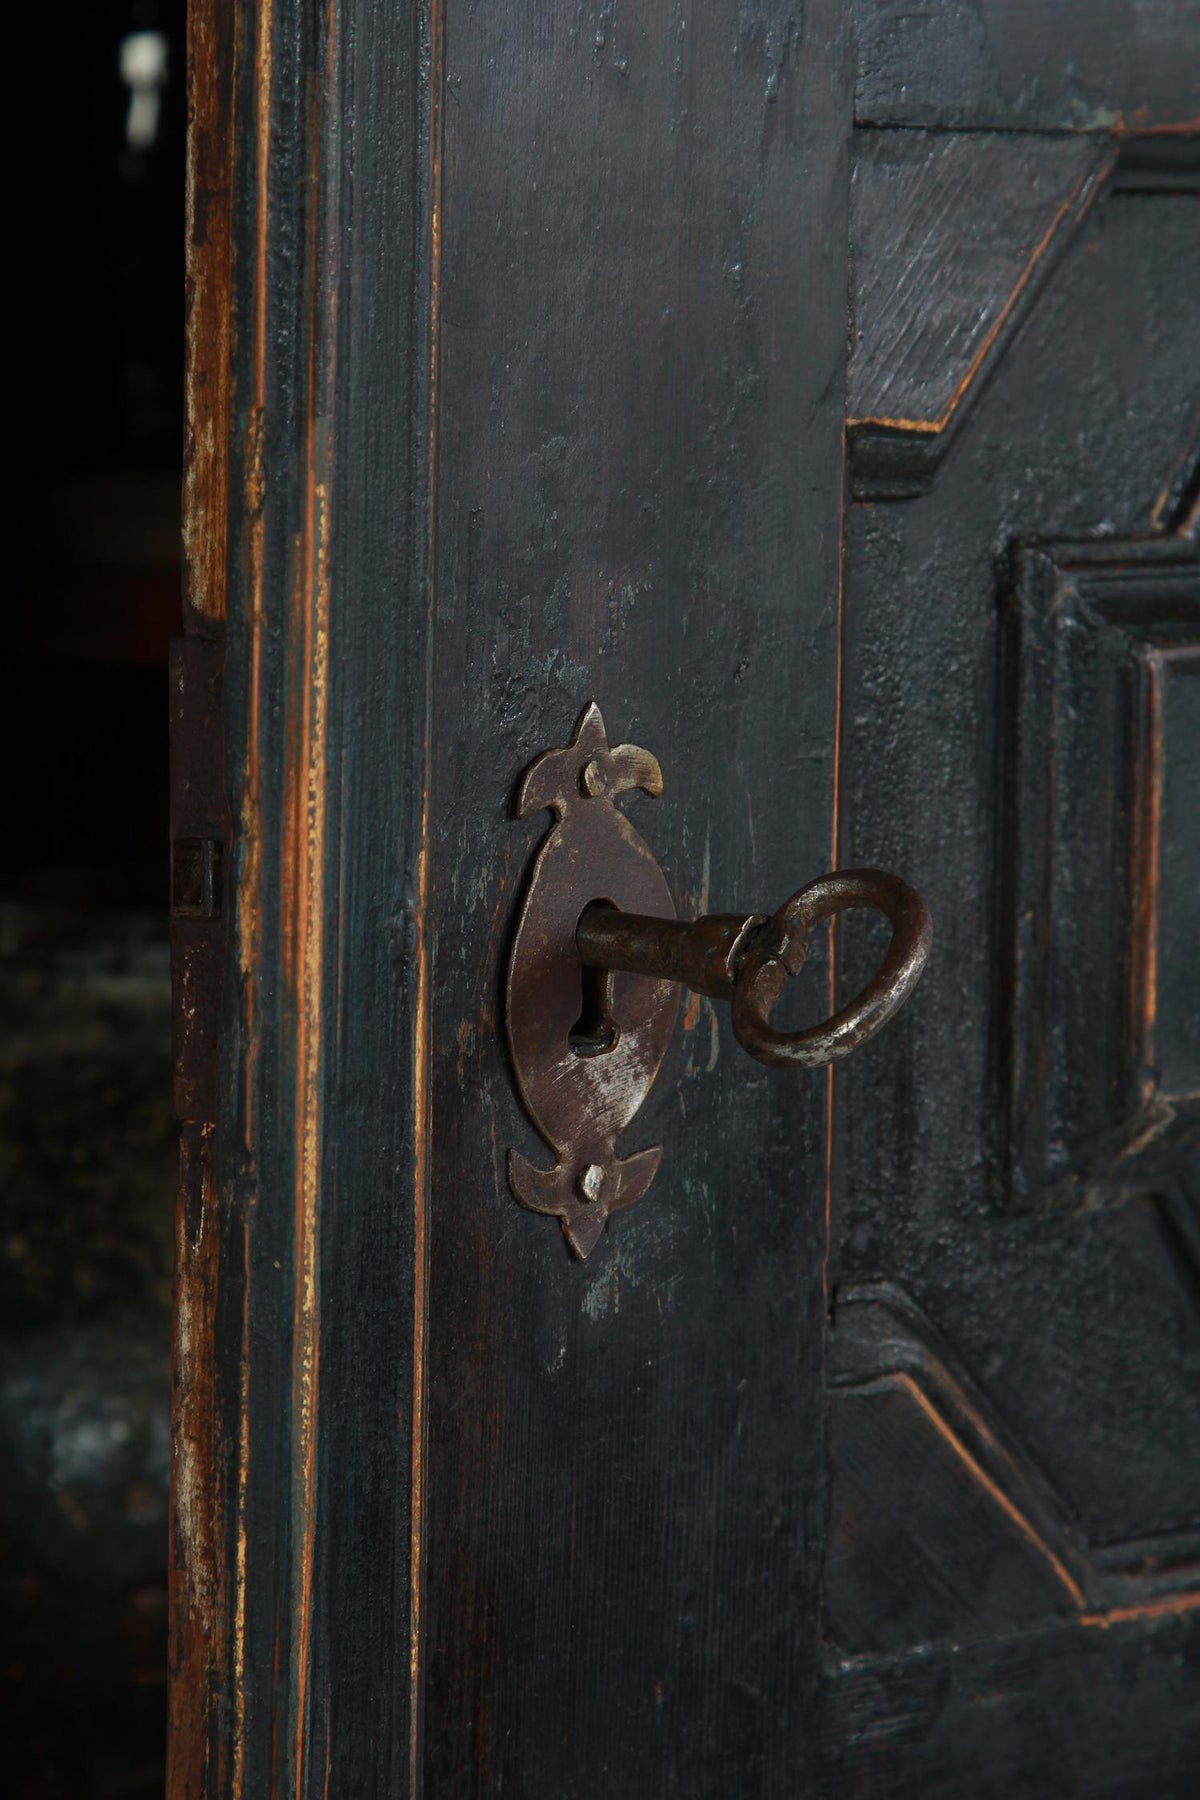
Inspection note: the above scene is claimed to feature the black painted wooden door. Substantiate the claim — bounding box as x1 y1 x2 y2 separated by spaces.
171 3 1200 1795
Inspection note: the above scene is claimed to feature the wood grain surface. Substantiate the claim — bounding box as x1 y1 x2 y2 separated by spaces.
855 0 1200 132
847 130 1112 496
173 1 1200 1793
423 5 850 1791
831 168 1200 1787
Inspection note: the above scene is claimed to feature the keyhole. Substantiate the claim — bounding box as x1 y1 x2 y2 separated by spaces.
570 900 621 1056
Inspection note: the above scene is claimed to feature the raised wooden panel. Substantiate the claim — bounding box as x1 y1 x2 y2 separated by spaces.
826 1283 1200 1659
828 1383 1083 1656
848 132 1110 497
831 186 1200 1781
855 0 1200 131
1004 538 1200 1210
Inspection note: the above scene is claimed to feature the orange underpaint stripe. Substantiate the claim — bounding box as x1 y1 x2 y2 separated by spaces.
845 413 941 434
289 475 328 1796
1132 114 1200 136
1149 407 1200 531
1131 654 1164 1097
231 5 274 1793
182 0 232 622
288 15 335 1782
1081 1591 1200 1629
410 4 445 1791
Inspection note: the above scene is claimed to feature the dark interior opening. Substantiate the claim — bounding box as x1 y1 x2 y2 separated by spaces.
569 900 621 1057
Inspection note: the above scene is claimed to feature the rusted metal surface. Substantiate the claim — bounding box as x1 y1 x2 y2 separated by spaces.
506 703 680 1259
509 706 930 1257
730 869 932 1068
577 903 769 1001
579 869 932 1069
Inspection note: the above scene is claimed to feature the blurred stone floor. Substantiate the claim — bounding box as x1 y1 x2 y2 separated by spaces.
0 906 172 1798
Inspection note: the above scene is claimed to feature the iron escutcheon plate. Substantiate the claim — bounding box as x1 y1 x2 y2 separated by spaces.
506 703 679 1258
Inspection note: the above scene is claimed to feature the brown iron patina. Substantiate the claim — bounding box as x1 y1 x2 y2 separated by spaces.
578 867 931 1070
506 702 680 1258
507 704 932 1257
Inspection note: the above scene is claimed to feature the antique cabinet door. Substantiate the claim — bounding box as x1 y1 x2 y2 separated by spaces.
171 2 1199 1795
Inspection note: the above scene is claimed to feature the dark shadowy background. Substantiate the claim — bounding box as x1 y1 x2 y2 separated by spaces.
2 2 185 1791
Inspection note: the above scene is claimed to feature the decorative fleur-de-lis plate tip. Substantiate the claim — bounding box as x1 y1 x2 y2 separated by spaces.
506 703 677 1259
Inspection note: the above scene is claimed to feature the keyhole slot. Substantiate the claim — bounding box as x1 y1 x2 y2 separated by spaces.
570 899 621 1056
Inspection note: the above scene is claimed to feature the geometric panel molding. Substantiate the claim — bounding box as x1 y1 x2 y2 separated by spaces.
1003 538 1199 1209
827 1283 1200 1660
846 131 1110 499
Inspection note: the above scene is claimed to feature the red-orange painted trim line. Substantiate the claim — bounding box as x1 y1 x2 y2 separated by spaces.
1129 653 1164 1098
230 6 275 1792
1081 1591 1200 1630
1149 406 1200 532
409 4 446 1792
1122 114 1200 136
285 7 337 1783
894 1374 1088 1609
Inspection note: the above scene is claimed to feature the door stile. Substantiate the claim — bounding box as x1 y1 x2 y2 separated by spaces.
172 1 439 1795
175 1 859 1793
